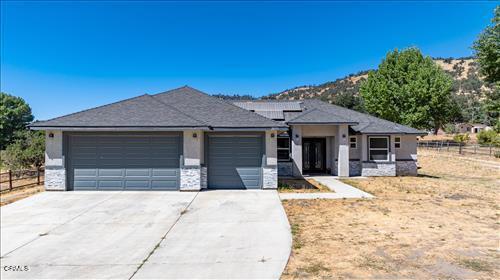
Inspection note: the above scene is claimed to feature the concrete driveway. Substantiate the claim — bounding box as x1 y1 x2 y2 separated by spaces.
1 190 291 279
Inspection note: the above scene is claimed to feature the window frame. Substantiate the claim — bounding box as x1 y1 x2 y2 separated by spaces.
368 136 390 161
349 136 357 149
395 137 401 149
277 135 291 162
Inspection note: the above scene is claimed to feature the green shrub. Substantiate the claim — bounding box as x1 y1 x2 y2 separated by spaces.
1 130 45 170
477 130 500 146
444 123 458 134
453 133 470 144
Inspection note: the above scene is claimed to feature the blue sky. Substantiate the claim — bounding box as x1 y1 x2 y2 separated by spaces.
1 1 497 120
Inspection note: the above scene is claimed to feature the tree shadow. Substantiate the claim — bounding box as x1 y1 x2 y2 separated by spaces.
417 173 440 179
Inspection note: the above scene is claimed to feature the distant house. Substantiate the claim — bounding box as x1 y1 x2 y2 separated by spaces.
471 124 492 134
456 123 474 133
455 123 492 134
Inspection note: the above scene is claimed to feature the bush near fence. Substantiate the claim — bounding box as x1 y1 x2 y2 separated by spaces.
418 140 499 157
0 168 45 192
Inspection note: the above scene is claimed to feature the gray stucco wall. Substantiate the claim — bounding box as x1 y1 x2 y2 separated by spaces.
278 162 293 177
395 135 418 160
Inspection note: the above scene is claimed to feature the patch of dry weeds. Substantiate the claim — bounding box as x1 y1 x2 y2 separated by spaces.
279 178 331 193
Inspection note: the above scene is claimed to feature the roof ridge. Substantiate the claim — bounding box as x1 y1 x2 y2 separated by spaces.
310 99 424 134
286 107 319 122
146 95 209 127
30 94 151 125
153 86 285 127
153 85 205 97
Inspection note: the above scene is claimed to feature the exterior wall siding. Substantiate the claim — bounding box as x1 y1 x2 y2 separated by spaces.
262 166 278 189
45 168 66 191
361 162 396 176
200 166 208 189
396 160 418 176
45 131 66 191
180 166 201 191
278 162 293 177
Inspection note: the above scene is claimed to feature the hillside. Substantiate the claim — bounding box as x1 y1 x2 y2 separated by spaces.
264 58 493 104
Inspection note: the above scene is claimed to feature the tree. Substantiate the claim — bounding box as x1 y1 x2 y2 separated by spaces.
473 7 500 129
473 6 500 84
477 130 500 146
453 133 470 144
0 130 45 170
360 48 457 133
0 93 34 149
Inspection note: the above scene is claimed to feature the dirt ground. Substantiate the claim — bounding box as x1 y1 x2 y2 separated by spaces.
419 133 479 143
282 149 499 279
279 178 332 193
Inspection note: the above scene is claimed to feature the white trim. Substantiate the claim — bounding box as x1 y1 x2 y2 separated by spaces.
368 136 390 161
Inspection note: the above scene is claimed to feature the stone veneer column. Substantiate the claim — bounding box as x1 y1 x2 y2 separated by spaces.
337 125 350 177
263 130 278 189
180 130 203 191
45 131 66 190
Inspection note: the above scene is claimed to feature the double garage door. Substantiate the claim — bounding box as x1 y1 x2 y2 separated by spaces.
67 133 264 190
68 134 181 191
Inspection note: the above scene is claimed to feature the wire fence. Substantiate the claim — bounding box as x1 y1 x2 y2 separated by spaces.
0 168 45 192
418 140 499 157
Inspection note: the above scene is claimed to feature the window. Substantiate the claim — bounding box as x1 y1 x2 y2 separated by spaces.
369 136 389 161
277 135 290 161
349 136 357 149
395 137 401 149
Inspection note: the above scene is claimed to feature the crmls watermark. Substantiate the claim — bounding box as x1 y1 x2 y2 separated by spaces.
3 265 30 272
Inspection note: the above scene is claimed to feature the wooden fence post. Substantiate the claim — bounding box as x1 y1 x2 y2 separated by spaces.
447 141 450 151
459 143 462 155
490 144 492 156
474 145 477 154
9 170 12 191
37 168 41 185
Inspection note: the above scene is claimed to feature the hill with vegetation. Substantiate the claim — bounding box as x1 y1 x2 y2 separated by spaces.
259 57 495 125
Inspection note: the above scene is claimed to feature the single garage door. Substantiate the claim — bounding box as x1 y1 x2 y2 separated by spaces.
68 134 181 190
208 135 263 189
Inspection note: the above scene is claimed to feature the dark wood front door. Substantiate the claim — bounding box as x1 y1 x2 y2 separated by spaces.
302 138 326 173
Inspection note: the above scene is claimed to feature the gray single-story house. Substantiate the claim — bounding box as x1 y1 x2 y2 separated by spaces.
30 86 424 191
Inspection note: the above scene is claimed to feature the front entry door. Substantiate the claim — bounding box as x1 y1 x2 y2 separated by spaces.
302 138 326 173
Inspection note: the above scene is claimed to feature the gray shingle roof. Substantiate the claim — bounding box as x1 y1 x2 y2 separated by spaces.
31 87 287 130
233 101 302 111
300 99 425 134
287 108 357 124
29 85 424 135
254 110 285 120
153 87 286 129
30 94 207 128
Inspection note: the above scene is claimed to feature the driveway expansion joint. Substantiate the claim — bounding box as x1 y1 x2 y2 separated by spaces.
128 191 200 280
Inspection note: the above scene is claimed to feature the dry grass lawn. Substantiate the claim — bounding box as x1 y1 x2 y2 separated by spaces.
282 149 499 279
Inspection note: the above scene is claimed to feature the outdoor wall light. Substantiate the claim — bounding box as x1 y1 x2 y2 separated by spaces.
342 134 346 138
49 133 54 138
295 134 299 138
192 132 197 138
270 133 275 138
